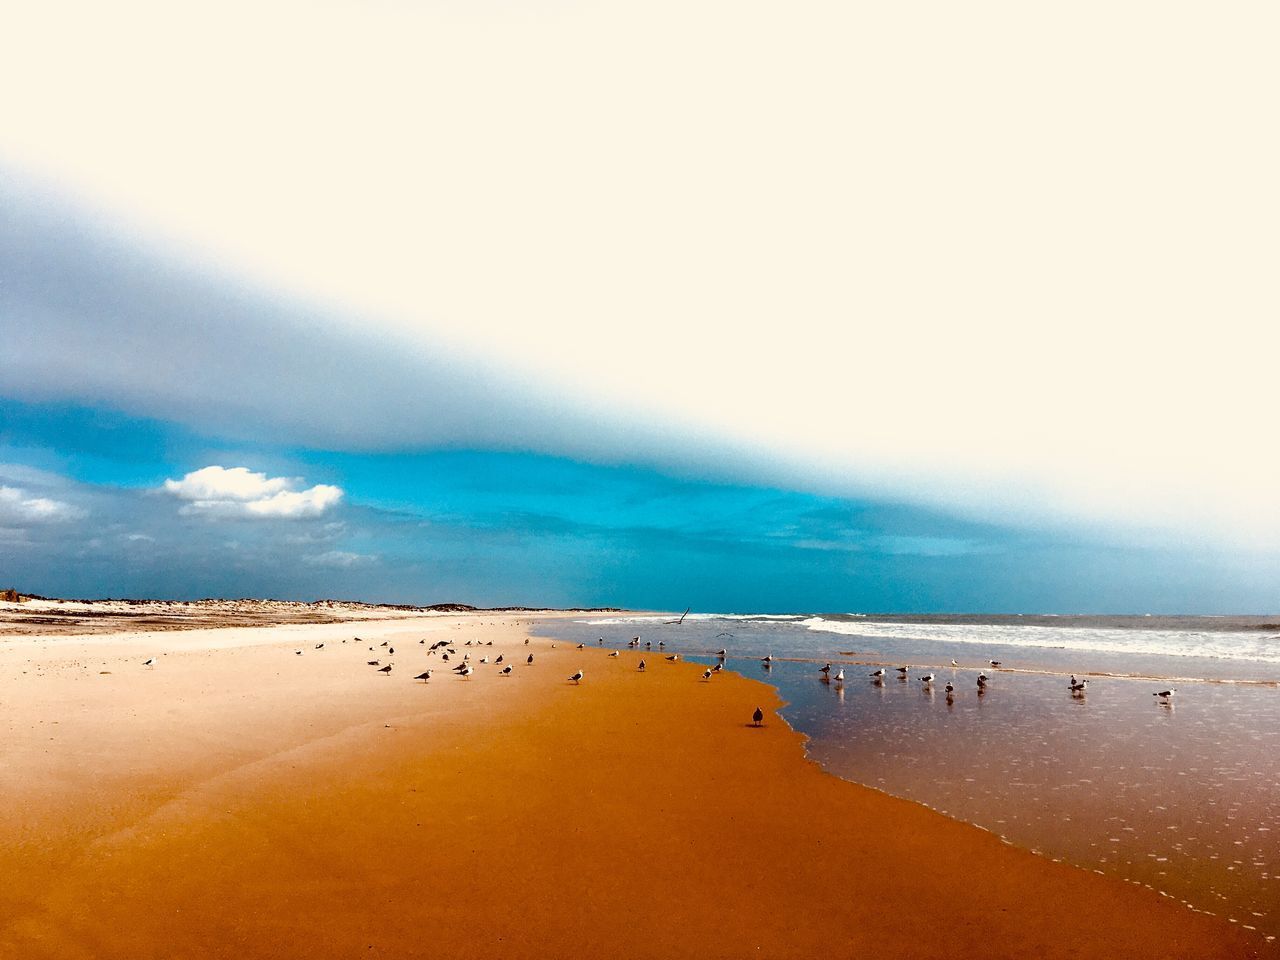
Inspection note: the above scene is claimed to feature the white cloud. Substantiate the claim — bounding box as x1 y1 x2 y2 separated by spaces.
162 466 342 519
304 550 376 568
0 485 86 523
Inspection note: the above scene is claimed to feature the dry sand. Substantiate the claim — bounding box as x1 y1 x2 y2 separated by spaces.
0 612 1265 958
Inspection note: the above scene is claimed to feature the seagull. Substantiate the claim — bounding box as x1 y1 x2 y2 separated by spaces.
712 662 724 673
762 655 774 665
638 659 646 671
716 648 727 657
819 662 832 675
645 641 652 649
459 664 473 679
977 673 989 685
1154 688 1177 699
608 651 620 658
944 681 956 694
568 670 584 685
388 647 395 655
577 643 585 650
752 707 764 727
524 638 530 645
463 653 471 661
989 660 1002 668
598 637 604 645
377 664 393 674
869 668 886 679
950 660 959 667
295 650 303 656
315 643 325 650
143 658 155 667
442 653 450 662
527 654 534 664
921 673 936 685
496 655 504 664
381 641 389 647
414 670 432 681
896 666 909 676
479 657 488 664
702 669 713 681
833 669 845 683
1070 679 1089 694
666 655 680 662
419 639 425 645
658 641 665 649
453 663 469 672
367 659 380 666
499 665 513 676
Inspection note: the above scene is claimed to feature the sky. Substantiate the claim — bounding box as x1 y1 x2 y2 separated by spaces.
1 1 1277 611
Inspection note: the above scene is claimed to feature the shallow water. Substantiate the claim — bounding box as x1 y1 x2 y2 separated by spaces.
541 613 1280 943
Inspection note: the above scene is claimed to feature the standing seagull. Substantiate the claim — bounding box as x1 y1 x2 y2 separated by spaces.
702 669 713 681
819 662 832 675
989 660 1003 668
377 663 393 674
716 648 727 657
459 664 474 680
1153 688 1177 700
495 655 504 664
143 658 155 667
869 668 886 679
499 665 513 677
752 707 764 727
896 666 909 677
833 669 845 683
609 651 620 658
712 662 724 673
920 673 936 685
315 643 325 650
568 670 584 685
1070 679 1089 695
414 670 432 682
944 681 956 694
527 654 535 665
638 659 646 671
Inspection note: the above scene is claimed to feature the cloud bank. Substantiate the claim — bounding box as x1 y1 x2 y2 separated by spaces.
1 1 1277 550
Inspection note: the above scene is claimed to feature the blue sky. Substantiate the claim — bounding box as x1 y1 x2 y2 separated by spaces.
1 2 1277 610
1 396 1273 611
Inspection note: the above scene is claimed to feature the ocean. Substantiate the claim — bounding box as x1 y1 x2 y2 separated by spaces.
537 613 1280 943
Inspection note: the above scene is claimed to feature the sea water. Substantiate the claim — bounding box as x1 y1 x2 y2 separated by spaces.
538 613 1280 942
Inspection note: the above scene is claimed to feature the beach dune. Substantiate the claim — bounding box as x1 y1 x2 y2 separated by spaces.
0 613 1263 958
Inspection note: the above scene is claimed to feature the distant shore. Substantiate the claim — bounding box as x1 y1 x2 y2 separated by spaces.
0 611 1264 958
0 593 623 637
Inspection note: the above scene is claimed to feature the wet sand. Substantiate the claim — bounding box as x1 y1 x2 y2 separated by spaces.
0 614 1265 958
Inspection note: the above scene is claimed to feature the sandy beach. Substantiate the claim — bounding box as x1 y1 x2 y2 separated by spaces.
0 610 1265 959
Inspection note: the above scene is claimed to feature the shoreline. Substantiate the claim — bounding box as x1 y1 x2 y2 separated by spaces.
1 614 1265 958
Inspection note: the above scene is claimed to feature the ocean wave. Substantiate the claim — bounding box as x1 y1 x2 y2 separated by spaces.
799 616 1280 664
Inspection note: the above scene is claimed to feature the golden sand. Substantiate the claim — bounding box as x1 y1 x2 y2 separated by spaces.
0 614 1264 958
